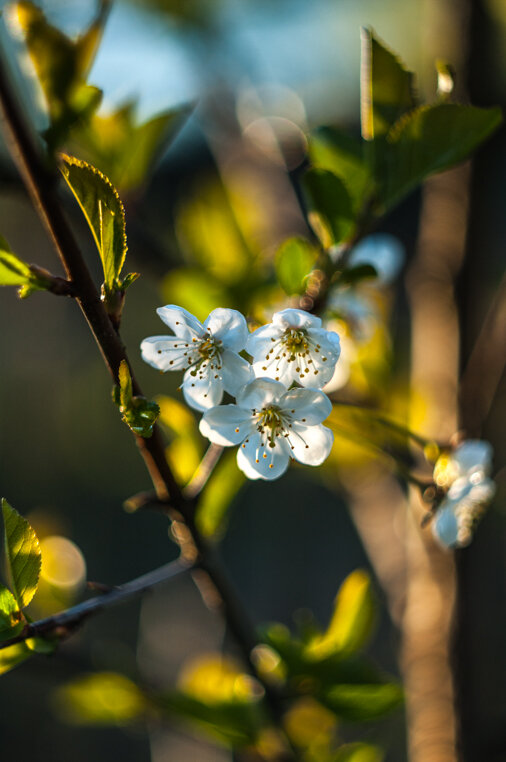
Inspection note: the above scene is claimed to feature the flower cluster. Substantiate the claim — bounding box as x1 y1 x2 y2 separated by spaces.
141 306 340 480
432 440 496 548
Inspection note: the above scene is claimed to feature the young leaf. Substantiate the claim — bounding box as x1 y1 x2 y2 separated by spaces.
275 237 318 296
196 452 245 537
0 642 32 676
53 672 146 725
0 584 22 634
114 361 160 438
2 499 41 609
334 742 384 762
13 1 106 151
379 103 503 210
308 127 372 212
301 169 354 247
305 570 375 659
59 154 128 291
360 28 415 140
322 682 403 721
71 101 192 192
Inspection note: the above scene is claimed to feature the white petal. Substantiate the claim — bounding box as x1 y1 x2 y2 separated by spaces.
156 305 204 341
273 309 322 331
453 440 493 476
205 309 249 352
220 350 254 396
349 234 404 285
432 504 459 548
288 423 334 466
236 378 286 411
310 328 341 361
140 336 195 371
237 431 290 480
297 359 336 388
182 367 223 412
246 324 282 358
251 357 293 386
199 406 253 446
279 388 332 424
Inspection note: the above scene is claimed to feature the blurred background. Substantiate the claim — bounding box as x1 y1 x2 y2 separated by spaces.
0 0 505 760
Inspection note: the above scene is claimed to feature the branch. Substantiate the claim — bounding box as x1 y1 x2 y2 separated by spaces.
0 559 191 650
0 48 298 761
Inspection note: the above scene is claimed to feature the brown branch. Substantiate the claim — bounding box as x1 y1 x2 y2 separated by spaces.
0 48 298 761
0 559 191 651
183 443 224 500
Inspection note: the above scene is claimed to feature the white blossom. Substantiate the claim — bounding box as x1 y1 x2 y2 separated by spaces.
432 440 495 549
246 309 341 388
141 306 253 412
199 377 334 480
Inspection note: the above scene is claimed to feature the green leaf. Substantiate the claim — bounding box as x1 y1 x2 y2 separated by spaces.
308 127 372 213
114 360 160 438
14 1 106 151
360 28 415 140
334 742 383 762
0 642 32 676
196 452 245 537
379 103 503 211
26 636 58 654
71 101 192 192
305 570 375 659
322 682 403 721
162 268 231 322
275 237 318 295
2 499 41 610
60 154 128 290
161 692 262 748
0 584 23 633
334 264 378 287
53 672 146 725
0 236 32 286
301 169 354 247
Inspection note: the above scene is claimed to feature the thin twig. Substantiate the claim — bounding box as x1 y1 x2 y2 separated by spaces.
183 444 224 500
0 558 191 650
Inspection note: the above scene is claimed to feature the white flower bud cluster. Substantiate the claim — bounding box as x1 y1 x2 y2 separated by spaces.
432 440 496 548
141 306 341 480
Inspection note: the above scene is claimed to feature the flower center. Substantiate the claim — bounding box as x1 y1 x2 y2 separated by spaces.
260 326 328 382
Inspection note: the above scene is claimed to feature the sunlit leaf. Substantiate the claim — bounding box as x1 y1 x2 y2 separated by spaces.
334 742 384 762
159 655 265 748
302 169 354 247
0 642 32 675
305 570 375 659
2 499 41 610
196 452 245 537
54 672 146 725
308 127 372 213
275 237 318 295
157 397 203 484
0 235 52 297
322 682 403 721
176 181 256 286
283 697 337 749
13 1 106 151
60 154 127 290
114 361 159 438
379 104 503 210
25 635 58 654
0 584 23 635
162 268 231 322
71 101 191 192
360 28 415 141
